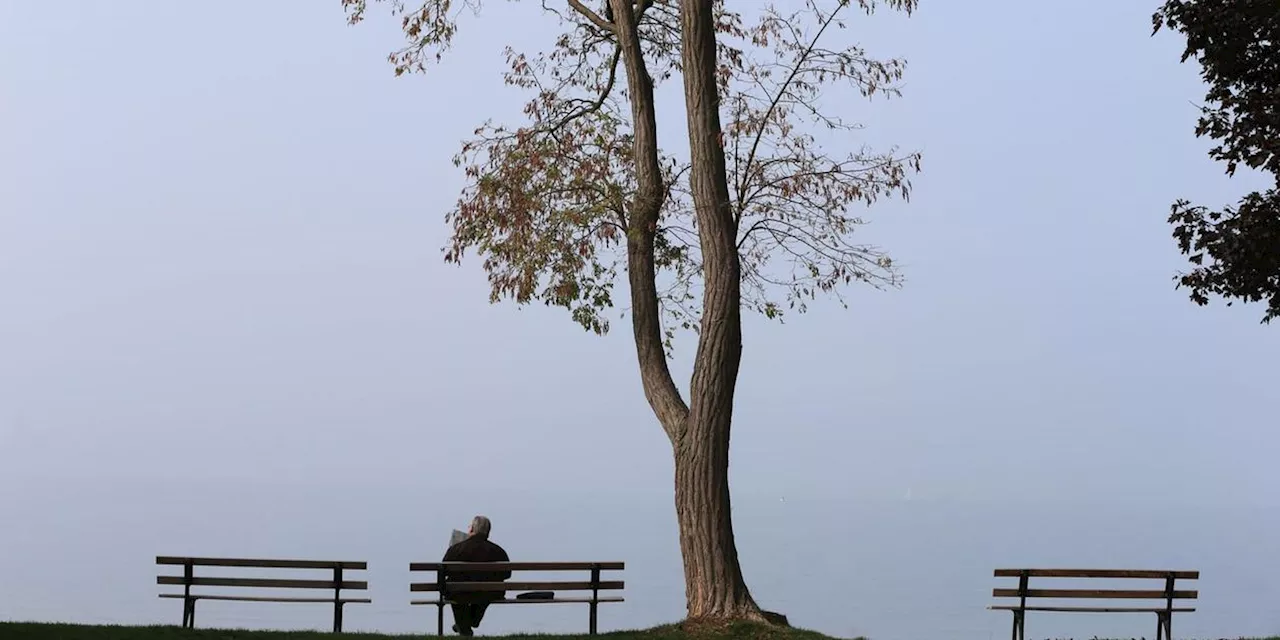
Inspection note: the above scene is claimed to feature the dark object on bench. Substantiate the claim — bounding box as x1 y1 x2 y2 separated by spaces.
409 561 624 636
989 568 1199 640
156 556 371 633
515 591 556 600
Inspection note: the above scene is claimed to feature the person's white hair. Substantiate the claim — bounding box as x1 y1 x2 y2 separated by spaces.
469 515 492 539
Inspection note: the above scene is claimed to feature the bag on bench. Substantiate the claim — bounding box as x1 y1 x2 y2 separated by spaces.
515 591 555 600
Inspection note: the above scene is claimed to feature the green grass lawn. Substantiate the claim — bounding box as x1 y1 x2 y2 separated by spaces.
0 622 847 640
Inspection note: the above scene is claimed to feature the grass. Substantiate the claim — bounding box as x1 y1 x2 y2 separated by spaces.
0 622 849 640
2 623 1275 640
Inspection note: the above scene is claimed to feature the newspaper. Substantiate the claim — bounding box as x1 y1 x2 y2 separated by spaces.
447 528 468 549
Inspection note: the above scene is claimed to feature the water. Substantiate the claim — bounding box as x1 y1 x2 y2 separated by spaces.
1 478 1276 639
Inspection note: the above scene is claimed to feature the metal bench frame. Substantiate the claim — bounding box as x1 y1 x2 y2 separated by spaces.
156 556 371 632
989 569 1199 640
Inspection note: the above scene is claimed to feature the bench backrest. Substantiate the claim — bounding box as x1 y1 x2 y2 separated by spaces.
992 569 1199 604
409 561 624 596
157 556 369 594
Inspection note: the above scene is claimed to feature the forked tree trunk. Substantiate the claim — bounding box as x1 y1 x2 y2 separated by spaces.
609 0 780 624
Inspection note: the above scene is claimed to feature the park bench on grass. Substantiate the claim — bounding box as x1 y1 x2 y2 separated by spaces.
989 569 1199 640
409 561 624 636
156 556 370 632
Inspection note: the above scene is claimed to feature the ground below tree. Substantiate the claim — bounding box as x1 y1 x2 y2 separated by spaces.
2 622 1276 640
0 622 851 640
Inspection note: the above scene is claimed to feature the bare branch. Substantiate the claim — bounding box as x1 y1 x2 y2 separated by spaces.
567 0 617 34
737 1 844 214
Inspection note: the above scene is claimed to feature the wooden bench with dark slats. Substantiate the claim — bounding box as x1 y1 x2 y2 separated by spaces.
989 569 1199 640
156 556 371 632
409 561 624 636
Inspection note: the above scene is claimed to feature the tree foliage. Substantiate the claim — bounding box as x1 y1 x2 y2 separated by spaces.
346 0 919 344
1154 0 1280 323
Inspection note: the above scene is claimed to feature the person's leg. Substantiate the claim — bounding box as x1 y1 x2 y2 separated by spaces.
469 602 490 628
450 603 474 636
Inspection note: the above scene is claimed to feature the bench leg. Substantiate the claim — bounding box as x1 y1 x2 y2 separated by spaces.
589 600 598 635
333 601 344 633
1009 610 1025 640
1156 612 1172 640
187 599 197 629
437 602 444 637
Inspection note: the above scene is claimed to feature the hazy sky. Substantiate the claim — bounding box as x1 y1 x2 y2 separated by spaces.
2 0 1278 565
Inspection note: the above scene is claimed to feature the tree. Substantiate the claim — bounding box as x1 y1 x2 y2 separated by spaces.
1154 0 1280 323
344 0 919 621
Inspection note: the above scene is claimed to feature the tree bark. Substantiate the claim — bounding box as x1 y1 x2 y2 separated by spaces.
609 0 776 623
673 0 770 623
610 0 689 438
672 424 765 620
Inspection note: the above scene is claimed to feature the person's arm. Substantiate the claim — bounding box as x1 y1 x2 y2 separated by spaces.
441 544 461 582
497 545 511 581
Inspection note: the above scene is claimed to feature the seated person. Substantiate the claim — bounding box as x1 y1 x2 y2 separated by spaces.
443 515 511 636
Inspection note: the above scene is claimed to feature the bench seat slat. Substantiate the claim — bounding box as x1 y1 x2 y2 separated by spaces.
158 576 367 590
411 597 625 605
159 594 372 604
411 562 624 572
993 569 1198 580
992 588 1197 600
157 557 366 570
989 605 1196 613
410 580 624 593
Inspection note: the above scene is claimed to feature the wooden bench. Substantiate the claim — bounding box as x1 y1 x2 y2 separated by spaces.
990 569 1199 640
409 561 624 636
156 556 371 632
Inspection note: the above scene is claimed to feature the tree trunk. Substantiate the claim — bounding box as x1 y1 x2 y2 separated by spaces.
673 416 765 620
610 0 781 623
673 0 773 624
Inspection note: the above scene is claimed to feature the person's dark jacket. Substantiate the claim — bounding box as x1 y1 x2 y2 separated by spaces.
442 535 511 601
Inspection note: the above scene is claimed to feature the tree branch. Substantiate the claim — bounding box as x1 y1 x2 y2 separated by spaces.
567 0 617 34
736 3 844 222
613 0 690 438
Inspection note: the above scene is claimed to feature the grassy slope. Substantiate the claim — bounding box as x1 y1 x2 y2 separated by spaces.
0 622 845 640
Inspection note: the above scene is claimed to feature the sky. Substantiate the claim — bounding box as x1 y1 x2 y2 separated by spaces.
1 0 1278 637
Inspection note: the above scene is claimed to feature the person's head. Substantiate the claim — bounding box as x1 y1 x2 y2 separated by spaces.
468 515 492 539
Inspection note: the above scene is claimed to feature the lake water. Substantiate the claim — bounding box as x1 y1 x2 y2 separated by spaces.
1 478 1276 640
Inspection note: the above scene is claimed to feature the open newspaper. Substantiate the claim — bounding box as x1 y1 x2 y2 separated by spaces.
447 528 467 549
